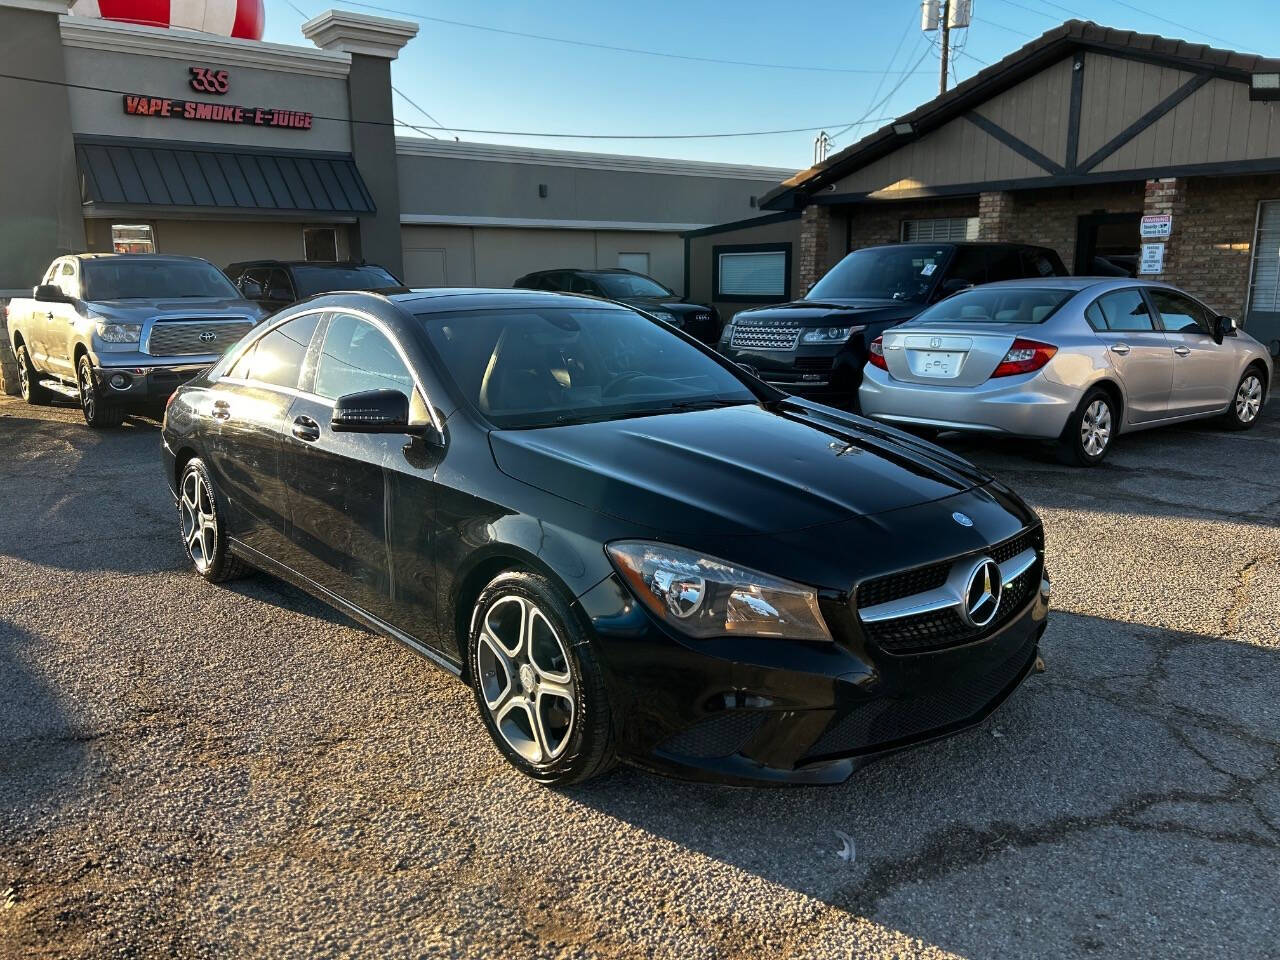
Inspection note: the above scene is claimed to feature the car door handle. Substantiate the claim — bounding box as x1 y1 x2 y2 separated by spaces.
1173 345 1191 357
45 312 54 322
291 415 320 442
1109 343 1130 355
211 399 231 421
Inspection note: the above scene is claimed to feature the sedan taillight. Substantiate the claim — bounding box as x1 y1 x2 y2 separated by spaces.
867 336 888 370
991 338 1057 378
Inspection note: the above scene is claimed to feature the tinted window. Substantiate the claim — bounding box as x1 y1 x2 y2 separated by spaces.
314 313 414 400
264 269 293 300
906 287 1074 324
808 244 950 303
590 272 673 298
83 259 238 300
948 247 987 286
291 264 401 297
984 247 1023 283
246 314 320 388
1023 248 1063 277
1149 289 1211 335
419 306 754 429
1092 290 1154 332
567 274 602 296
226 342 255 379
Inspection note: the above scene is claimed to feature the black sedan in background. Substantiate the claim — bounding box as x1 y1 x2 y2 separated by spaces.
161 288 1050 785
226 260 405 313
514 268 722 344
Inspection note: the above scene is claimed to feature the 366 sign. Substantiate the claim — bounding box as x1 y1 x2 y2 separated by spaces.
189 67 230 95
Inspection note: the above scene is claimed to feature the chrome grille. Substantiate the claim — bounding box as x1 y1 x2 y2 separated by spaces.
147 319 253 357
731 322 800 350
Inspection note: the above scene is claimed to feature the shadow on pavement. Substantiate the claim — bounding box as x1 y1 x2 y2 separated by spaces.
565 611 1280 957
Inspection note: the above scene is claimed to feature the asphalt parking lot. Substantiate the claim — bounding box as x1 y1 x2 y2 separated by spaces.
2 393 1278 960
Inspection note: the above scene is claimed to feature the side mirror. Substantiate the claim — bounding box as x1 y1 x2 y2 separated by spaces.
330 389 421 434
1213 315 1237 344
34 283 70 304
239 278 263 300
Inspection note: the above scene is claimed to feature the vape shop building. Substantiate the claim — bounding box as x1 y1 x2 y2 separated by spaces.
686 19 1280 356
0 0 787 317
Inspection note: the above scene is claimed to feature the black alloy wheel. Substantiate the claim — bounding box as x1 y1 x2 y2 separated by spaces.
77 355 125 428
467 570 616 785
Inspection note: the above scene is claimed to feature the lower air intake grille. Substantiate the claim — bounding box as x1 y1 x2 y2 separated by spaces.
659 711 765 759
804 632 1037 759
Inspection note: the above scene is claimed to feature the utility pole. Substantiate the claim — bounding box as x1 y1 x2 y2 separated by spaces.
938 0 950 95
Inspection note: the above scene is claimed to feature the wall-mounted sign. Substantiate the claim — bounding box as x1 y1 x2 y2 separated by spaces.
188 67 231 95
1139 242 1166 274
122 95 313 130
1140 214 1173 239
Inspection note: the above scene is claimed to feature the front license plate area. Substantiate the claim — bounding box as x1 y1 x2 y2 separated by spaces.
909 350 965 378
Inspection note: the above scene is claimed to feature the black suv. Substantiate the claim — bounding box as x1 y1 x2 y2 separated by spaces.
514 268 722 344
718 242 1067 407
225 260 404 313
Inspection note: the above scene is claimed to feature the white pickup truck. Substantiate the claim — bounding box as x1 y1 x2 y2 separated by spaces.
6 253 264 427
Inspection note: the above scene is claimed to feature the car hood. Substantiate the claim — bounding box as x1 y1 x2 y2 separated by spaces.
488 402 990 536
735 298 920 326
87 297 264 320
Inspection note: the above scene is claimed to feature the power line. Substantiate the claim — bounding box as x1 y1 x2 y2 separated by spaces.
972 16 1037 39
828 40 938 143
336 0 935 76
0 69 900 141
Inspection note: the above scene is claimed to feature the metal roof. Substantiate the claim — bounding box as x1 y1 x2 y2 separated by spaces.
75 136 375 215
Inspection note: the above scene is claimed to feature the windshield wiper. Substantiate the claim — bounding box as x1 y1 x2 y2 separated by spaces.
663 397 748 412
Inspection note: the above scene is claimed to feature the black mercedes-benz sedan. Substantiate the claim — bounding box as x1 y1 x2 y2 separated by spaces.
161 288 1050 786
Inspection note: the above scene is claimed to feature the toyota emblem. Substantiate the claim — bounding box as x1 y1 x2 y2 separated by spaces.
960 557 1003 628
199 331 217 343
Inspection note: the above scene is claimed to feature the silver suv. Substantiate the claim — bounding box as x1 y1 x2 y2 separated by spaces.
7 254 263 427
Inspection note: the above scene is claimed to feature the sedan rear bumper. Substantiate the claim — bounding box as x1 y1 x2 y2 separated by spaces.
858 365 1077 439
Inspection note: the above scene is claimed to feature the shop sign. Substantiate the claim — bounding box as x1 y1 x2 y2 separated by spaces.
1140 214 1173 238
121 65 313 131
1139 243 1165 274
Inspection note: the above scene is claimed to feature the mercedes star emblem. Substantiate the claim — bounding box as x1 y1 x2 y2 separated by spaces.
961 558 1003 628
199 331 217 343
952 511 974 527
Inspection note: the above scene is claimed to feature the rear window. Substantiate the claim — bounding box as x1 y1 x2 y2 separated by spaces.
291 264 401 297
907 287 1074 324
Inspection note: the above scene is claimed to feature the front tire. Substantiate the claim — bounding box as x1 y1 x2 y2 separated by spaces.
467 570 616 785
77 355 125 428
178 458 250 583
1222 366 1265 431
1058 387 1116 466
15 344 50 405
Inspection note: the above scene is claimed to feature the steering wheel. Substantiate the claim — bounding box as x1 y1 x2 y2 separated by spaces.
602 371 654 397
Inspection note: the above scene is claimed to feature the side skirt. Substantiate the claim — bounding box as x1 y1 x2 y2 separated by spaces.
228 538 463 678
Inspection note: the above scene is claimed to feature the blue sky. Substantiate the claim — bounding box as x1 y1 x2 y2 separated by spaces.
263 0 1275 171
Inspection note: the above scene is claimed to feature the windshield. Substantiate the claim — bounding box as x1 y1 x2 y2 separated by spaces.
292 264 401 297
419 306 754 429
589 273 674 299
907 286 1075 324
807 245 951 303
83 259 239 300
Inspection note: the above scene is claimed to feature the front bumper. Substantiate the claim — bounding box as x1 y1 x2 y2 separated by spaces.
578 567 1050 786
858 365 1077 439
92 362 208 404
718 340 863 402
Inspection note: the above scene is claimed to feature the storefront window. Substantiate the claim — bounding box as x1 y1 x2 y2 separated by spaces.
111 224 154 254
304 226 339 261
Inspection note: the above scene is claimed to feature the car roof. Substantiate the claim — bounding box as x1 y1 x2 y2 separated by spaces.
377 287 627 314
967 277 1180 293
73 253 213 264
228 260 385 268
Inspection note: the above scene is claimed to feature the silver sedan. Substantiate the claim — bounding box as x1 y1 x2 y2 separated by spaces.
858 278 1273 465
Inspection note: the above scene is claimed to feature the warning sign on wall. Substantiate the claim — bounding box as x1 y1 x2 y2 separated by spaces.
1140 214 1173 238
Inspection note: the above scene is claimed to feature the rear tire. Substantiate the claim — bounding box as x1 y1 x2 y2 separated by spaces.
77 355 125 429
1222 365 1265 431
15 344 50 405
178 457 251 583
467 570 617 785
1058 387 1116 467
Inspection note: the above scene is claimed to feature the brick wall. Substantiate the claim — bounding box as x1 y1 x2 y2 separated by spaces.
1000 183 1146 268
797 204 831 291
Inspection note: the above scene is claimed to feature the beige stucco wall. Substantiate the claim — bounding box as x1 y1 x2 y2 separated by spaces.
399 225 684 290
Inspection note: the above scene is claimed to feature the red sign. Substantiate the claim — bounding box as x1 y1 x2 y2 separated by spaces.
188 66 230 95
122 94 313 130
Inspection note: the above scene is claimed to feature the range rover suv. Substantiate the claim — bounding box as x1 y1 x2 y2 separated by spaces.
717 242 1068 408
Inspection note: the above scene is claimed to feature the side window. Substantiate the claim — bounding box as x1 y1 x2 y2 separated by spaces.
1084 301 1107 332
1093 290 1154 332
265 269 294 301
1148 289 1212 335
1022 249 1059 278
226 342 256 379
246 313 321 388
42 262 59 286
947 248 987 286
567 274 599 295
984 247 1023 283
314 313 414 400
58 261 78 298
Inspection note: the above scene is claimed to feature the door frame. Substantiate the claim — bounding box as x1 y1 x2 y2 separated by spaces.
1074 212 1141 276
